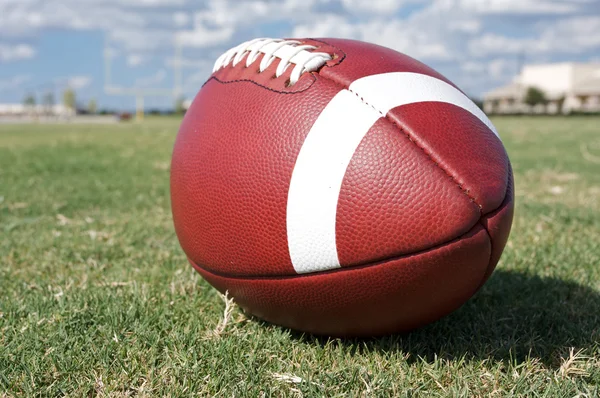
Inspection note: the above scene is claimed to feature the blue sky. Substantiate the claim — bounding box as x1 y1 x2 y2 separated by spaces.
0 0 599 111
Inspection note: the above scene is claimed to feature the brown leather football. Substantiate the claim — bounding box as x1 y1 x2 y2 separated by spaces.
170 38 514 336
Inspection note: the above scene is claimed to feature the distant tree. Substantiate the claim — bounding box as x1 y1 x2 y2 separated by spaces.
555 96 566 114
88 98 98 114
23 94 36 115
524 86 547 107
174 96 186 115
63 88 76 112
42 92 55 114
23 94 36 107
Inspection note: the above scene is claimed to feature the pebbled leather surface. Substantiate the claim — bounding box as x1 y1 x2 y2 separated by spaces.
171 73 343 277
479 164 515 285
335 116 480 267
314 38 457 89
191 223 492 337
171 37 515 335
388 102 509 214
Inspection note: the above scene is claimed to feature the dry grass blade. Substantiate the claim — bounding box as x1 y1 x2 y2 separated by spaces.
96 281 132 288
56 214 72 226
206 290 235 338
94 373 105 395
272 373 305 384
557 348 590 379
271 373 323 388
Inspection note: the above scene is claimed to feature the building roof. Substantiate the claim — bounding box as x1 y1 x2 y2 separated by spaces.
573 76 600 95
484 82 525 100
0 103 69 114
485 62 600 100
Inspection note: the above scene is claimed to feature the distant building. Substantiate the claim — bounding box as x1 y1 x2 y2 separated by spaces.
0 103 75 117
484 62 600 114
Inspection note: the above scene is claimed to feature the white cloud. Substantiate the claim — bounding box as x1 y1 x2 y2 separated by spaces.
109 29 173 51
127 54 146 67
51 75 93 91
177 25 235 48
462 58 515 79
191 0 312 30
122 0 187 6
340 0 416 14
166 56 211 68
292 15 452 60
488 58 516 80
461 61 486 74
539 16 600 52
469 33 535 56
0 0 599 101
0 43 36 62
177 0 329 48
436 0 585 15
469 16 600 56
173 11 190 27
292 14 360 38
447 19 481 33
0 1 149 51
68 76 92 89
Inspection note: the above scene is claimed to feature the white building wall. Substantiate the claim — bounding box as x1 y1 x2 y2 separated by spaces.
485 62 600 114
518 63 573 97
563 96 581 113
572 64 600 86
0 104 72 116
0 104 25 114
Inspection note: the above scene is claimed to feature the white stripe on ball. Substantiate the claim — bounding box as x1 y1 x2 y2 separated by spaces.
286 72 499 274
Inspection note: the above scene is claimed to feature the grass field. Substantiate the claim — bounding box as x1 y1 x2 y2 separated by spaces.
1 116 599 396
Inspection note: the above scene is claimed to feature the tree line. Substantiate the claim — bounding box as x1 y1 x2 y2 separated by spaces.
23 89 97 114
23 91 190 115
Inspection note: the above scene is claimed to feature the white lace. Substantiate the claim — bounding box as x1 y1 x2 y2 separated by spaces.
213 38 333 85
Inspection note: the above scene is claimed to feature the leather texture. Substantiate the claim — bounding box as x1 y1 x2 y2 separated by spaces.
388 102 509 214
479 164 515 284
171 73 342 277
314 38 456 89
171 38 514 336
191 223 492 337
336 116 480 267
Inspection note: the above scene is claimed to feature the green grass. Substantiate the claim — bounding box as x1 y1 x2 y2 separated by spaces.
1 117 599 396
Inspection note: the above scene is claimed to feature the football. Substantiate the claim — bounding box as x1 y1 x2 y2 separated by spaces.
170 38 514 336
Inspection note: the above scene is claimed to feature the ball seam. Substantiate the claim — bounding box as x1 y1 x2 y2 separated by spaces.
344 87 483 213
189 221 487 280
